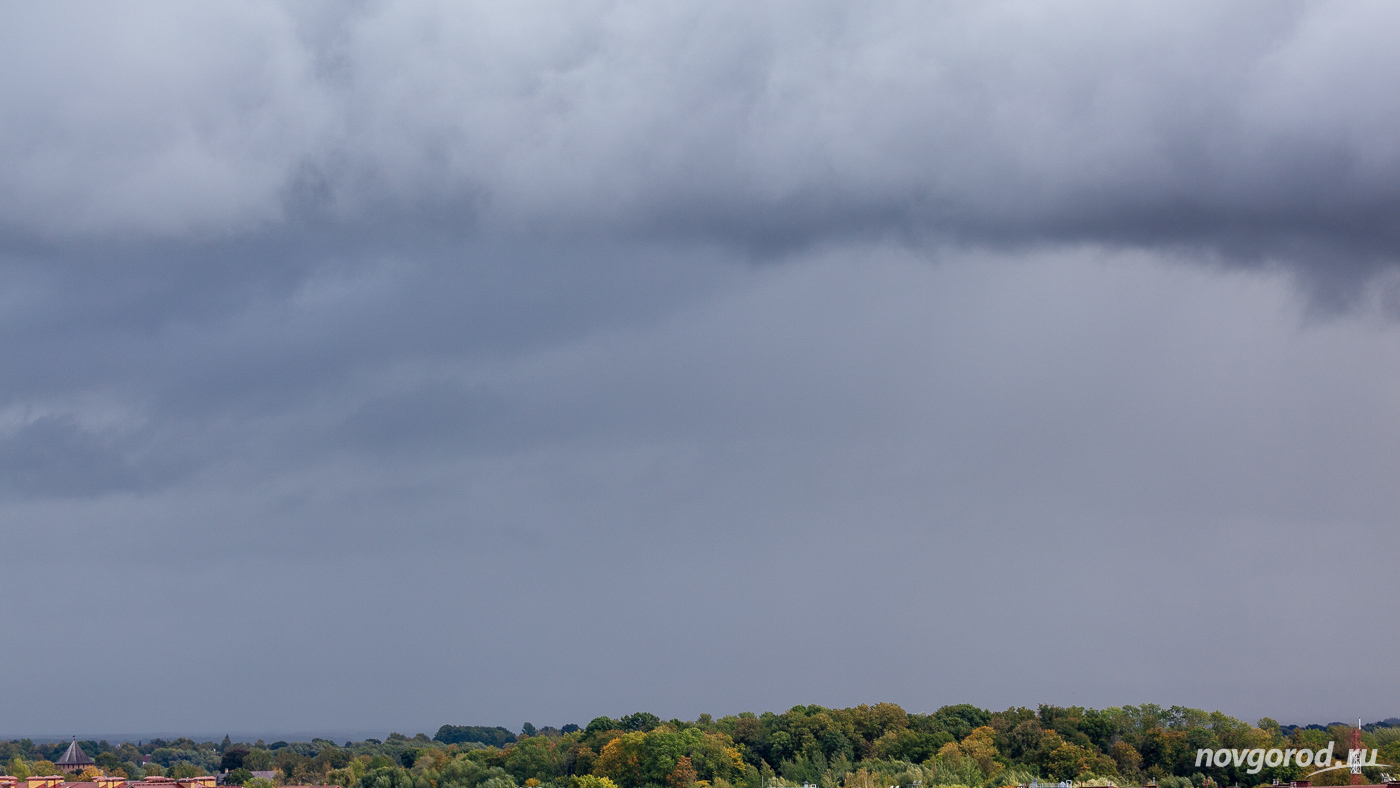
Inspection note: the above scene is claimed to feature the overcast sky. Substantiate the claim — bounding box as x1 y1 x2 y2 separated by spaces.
4 0 1400 739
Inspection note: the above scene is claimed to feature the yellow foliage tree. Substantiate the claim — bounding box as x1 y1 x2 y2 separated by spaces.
1039 732 1099 782
936 742 965 767
594 733 646 788
960 727 1000 775
571 776 619 788
77 767 104 781
414 750 449 772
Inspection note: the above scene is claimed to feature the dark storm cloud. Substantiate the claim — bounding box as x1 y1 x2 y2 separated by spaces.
3 0 1400 736
4 2 1400 276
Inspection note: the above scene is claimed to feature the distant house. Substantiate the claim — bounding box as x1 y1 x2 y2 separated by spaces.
131 778 215 788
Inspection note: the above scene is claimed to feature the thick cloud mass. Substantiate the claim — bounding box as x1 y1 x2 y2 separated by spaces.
2 1 1400 736
6 2 1400 267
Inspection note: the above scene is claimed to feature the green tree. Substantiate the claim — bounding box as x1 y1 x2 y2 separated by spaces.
223 749 251 772
439 756 514 788
1111 741 1142 777
621 715 661 733
435 728 517 748
360 767 417 788
244 750 275 771
170 762 204 778
586 720 622 738
505 738 560 784
1002 721 1045 760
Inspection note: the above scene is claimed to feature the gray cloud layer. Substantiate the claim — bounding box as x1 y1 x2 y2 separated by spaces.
2 1 1399 736
6 2 1400 268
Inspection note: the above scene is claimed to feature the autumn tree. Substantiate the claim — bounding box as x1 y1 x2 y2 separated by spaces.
1111 741 1142 777
593 733 645 788
668 757 697 788
960 726 1000 775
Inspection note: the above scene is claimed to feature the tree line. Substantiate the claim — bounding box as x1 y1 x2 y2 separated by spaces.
4 705 1400 788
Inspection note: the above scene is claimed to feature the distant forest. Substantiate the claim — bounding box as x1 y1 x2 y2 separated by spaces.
6 705 1400 788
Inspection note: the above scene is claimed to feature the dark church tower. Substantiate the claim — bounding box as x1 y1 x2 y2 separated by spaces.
56 740 95 774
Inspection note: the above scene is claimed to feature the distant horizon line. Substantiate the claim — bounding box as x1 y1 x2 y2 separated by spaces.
6 714 1399 746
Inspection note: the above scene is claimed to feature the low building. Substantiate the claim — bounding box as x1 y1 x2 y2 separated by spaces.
128 778 216 788
55 778 129 788
0 775 218 788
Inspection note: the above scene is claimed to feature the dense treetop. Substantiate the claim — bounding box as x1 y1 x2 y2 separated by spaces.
5 706 1399 788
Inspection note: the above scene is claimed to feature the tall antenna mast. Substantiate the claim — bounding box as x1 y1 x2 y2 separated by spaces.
1351 721 1364 785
